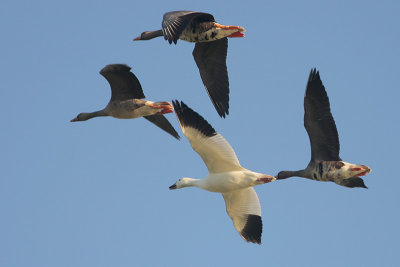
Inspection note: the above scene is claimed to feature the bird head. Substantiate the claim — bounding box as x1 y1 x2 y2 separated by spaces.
70 113 90 122
169 178 195 190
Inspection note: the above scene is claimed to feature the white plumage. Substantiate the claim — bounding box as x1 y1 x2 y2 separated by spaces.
169 101 275 244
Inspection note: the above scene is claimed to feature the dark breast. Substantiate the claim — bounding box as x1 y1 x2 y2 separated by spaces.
309 161 345 181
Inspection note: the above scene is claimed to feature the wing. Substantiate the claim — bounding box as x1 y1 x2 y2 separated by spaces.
335 177 368 188
304 68 341 161
193 38 229 118
99 64 146 101
172 100 244 173
143 114 180 140
222 187 262 244
162 11 215 44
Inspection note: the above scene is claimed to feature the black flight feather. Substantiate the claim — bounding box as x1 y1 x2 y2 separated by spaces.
304 68 341 161
193 38 229 118
172 100 216 137
241 214 262 244
99 64 146 101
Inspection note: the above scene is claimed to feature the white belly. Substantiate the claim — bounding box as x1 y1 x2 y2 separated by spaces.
202 171 258 193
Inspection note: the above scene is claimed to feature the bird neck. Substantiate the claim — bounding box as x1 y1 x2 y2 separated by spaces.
142 30 164 40
81 110 108 121
182 178 203 189
278 170 307 179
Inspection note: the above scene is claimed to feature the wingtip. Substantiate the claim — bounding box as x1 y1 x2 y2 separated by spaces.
243 237 261 245
171 99 181 112
171 99 217 137
211 100 229 118
240 215 262 245
172 100 190 113
217 109 228 118
308 68 320 81
100 64 131 75
305 67 325 98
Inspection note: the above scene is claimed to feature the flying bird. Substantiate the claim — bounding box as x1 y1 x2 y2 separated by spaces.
169 100 275 244
276 69 371 188
133 11 246 118
71 64 180 139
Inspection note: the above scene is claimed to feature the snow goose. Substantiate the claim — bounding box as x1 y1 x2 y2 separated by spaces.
71 64 180 139
169 100 275 244
133 11 246 118
276 69 371 188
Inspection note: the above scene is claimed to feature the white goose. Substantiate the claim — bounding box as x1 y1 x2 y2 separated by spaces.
169 101 275 244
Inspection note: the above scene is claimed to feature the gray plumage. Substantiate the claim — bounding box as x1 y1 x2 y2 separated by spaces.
100 64 146 101
71 64 180 140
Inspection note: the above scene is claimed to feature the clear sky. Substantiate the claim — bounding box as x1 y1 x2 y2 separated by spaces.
1 0 399 266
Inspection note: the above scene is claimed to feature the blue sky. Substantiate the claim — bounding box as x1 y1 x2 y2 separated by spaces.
1 0 399 266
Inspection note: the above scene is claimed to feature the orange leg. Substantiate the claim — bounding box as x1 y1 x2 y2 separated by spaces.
350 166 371 177
228 32 245 38
355 171 368 177
257 177 275 184
147 102 174 115
214 23 245 32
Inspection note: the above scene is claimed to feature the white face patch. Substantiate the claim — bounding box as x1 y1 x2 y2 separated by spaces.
329 161 370 180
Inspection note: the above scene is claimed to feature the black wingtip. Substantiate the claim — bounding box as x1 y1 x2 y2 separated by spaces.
308 68 320 84
172 131 181 140
100 64 131 75
305 67 326 99
216 104 228 118
168 128 181 140
172 100 217 137
340 177 368 189
143 114 181 140
241 215 262 245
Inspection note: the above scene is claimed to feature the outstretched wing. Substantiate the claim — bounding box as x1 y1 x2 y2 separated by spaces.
172 100 244 173
193 38 229 118
100 64 145 101
144 114 180 140
304 69 341 161
162 11 215 44
222 187 262 244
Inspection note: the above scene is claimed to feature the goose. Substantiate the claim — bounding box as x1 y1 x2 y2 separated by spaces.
276 69 371 188
71 64 180 139
169 100 275 244
133 11 246 118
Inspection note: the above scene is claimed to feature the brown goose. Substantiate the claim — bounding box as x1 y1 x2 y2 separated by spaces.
276 69 371 188
133 11 246 118
71 64 180 139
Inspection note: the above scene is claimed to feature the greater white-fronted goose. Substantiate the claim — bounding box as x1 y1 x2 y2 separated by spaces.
71 64 180 139
169 101 275 244
133 11 246 118
276 69 371 188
